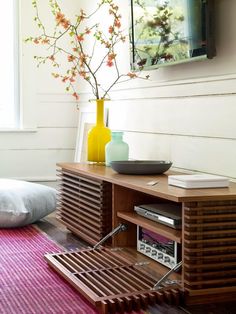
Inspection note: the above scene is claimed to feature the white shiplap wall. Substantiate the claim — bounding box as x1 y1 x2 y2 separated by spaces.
0 94 78 181
1 0 235 182
0 0 79 181
108 75 236 179
106 0 236 180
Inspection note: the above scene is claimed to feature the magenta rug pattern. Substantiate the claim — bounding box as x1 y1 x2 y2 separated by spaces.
0 225 98 314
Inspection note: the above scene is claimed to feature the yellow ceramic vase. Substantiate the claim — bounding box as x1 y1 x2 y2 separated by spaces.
87 99 111 163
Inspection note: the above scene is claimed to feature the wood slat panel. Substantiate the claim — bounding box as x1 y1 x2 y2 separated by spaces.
60 211 103 234
57 168 112 245
57 169 102 186
183 200 236 297
59 197 103 214
58 174 102 192
59 186 102 205
45 247 182 314
58 218 101 244
57 217 102 242
60 182 102 199
59 190 107 210
58 205 103 226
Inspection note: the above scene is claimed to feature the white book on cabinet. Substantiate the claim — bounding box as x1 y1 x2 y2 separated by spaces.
168 174 229 189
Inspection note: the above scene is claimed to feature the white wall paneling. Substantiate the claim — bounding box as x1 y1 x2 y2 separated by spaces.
0 89 78 181
104 0 236 181
2 0 236 182
36 94 79 128
0 149 74 181
108 86 236 179
110 74 236 100
0 1 81 181
171 136 236 179
0 128 77 150
109 90 236 139
124 132 236 180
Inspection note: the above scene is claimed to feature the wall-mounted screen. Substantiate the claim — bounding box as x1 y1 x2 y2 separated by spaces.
130 0 216 71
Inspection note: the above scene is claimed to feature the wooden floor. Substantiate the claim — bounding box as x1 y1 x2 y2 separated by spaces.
36 213 236 314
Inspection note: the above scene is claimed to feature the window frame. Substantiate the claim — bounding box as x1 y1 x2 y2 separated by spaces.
13 0 20 128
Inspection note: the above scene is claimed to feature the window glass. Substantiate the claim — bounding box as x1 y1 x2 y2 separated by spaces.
0 0 19 128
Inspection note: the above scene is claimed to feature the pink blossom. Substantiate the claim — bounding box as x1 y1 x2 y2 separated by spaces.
72 92 79 100
106 60 114 67
108 26 114 34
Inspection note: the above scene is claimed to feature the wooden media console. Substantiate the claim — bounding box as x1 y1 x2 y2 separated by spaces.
45 163 236 313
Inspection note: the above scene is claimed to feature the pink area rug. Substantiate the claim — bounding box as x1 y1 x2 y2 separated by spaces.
0 225 99 314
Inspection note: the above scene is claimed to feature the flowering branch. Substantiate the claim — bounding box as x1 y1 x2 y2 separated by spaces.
26 0 149 101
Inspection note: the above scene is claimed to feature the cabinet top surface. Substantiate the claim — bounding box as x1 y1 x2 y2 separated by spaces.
58 163 236 202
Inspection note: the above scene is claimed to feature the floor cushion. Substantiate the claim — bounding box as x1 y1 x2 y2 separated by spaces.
0 179 57 228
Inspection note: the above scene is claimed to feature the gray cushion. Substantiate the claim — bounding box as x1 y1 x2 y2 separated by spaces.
0 179 56 228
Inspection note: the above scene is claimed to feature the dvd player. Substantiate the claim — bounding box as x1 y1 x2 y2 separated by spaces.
134 203 182 229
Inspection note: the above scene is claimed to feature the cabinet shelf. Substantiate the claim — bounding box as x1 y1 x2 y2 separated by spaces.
117 211 182 243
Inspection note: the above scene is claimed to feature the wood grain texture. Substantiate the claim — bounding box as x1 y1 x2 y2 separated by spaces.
57 168 112 245
57 163 236 202
45 247 182 314
183 200 236 304
117 212 181 243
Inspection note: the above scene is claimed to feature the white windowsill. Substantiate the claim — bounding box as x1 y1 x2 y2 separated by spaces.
0 128 38 133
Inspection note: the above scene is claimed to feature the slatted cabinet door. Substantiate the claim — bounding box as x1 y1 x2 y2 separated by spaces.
57 169 112 245
45 248 182 314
